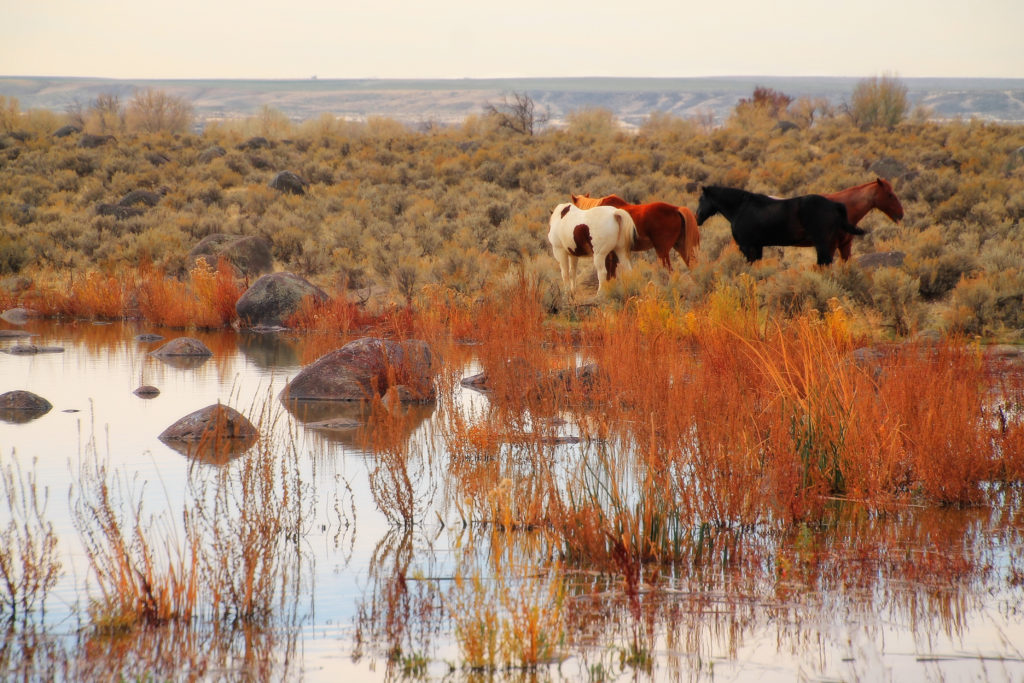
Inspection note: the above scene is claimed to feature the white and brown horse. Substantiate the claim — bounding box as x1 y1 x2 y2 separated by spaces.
548 203 638 296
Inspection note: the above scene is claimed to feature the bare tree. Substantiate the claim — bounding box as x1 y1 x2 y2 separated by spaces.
848 75 908 130
88 93 123 134
484 91 548 136
126 89 193 134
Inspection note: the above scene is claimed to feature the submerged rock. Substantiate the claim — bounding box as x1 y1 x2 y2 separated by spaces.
3 344 64 354
158 404 257 443
0 390 52 423
151 337 213 357
282 337 435 403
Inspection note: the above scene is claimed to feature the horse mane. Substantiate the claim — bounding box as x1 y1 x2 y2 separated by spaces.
571 193 604 210
705 185 774 204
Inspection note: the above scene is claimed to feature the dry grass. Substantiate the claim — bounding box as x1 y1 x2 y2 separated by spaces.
71 395 311 633
0 458 62 626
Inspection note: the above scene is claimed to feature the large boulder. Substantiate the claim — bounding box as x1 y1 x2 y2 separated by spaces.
0 390 52 423
235 272 328 328
269 170 309 195
282 337 436 403
188 234 273 277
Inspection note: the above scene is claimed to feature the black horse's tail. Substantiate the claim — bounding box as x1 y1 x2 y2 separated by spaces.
833 203 867 235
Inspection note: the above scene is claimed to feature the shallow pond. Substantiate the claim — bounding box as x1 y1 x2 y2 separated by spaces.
1 320 1023 681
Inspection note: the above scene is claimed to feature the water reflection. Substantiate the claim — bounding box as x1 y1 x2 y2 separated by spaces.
3 320 1024 681
236 330 304 369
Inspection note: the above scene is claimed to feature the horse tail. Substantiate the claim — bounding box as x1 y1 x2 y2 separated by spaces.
834 203 867 235
616 209 639 248
677 207 700 267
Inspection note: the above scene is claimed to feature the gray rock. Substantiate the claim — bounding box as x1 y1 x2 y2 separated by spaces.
235 272 328 328
159 403 256 442
188 234 273 277
0 390 52 423
151 337 213 357
269 170 309 195
855 251 906 270
868 157 909 180
158 404 258 462
134 385 160 398
0 308 35 325
135 333 165 342
118 189 163 207
197 145 226 163
3 344 63 354
282 337 435 403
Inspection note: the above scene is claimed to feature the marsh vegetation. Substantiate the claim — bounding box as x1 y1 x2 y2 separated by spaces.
1 82 1023 679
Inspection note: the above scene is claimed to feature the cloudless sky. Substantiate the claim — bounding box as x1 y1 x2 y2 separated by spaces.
1 0 1021 80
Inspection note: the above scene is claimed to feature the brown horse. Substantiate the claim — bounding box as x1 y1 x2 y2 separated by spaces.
821 178 904 261
571 193 700 271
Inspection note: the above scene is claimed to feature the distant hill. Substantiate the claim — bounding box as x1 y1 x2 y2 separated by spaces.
2 76 1023 128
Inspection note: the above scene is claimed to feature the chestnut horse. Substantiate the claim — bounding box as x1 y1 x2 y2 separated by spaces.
571 194 700 271
822 178 904 261
548 203 638 296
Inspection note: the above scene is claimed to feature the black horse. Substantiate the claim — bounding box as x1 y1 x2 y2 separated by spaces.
695 186 866 265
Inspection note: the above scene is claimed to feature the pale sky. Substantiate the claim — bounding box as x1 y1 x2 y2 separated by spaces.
1 0 1021 80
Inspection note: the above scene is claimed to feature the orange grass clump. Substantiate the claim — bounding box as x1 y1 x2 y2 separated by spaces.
137 259 242 328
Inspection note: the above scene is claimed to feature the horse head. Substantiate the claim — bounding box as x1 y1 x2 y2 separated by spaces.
570 193 590 207
695 187 719 226
873 178 905 222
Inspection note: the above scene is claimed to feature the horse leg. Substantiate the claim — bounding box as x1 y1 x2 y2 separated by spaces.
814 237 835 266
615 248 633 274
594 252 609 292
838 234 853 261
553 249 572 292
568 255 579 297
605 251 619 280
656 246 673 271
740 244 763 262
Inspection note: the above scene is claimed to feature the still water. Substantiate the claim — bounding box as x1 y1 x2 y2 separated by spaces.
1 319 1023 681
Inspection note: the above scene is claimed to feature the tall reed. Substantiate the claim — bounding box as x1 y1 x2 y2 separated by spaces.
0 457 61 626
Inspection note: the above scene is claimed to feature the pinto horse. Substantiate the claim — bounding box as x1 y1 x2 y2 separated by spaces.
695 186 866 265
571 193 700 270
821 178 904 261
548 202 638 296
